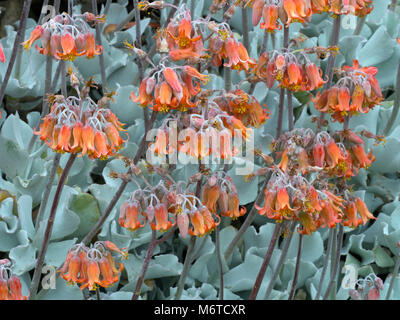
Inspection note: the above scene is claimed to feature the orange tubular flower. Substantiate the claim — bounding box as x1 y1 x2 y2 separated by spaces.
81 33 103 59
252 0 266 26
351 144 374 169
163 67 183 98
273 187 297 220
0 279 9 300
325 139 346 168
313 143 325 167
57 32 85 61
189 210 206 236
318 201 342 228
215 89 269 128
283 0 312 25
22 25 44 50
177 213 190 239
305 62 326 90
130 77 154 106
0 272 28 300
342 201 361 228
151 203 175 232
225 192 246 219
119 201 145 231
311 0 329 13
260 4 281 32
202 180 220 213
354 197 375 225
166 13 204 61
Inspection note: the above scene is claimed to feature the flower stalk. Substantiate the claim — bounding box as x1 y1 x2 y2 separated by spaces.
29 153 77 299
0 0 32 106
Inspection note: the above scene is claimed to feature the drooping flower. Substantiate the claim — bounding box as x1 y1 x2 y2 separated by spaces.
22 12 103 60
214 89 270 128
59 242 126 291
312 60 382 122
209 31 256 72
34 94 126 159
0 259 29 300
165 10 205 62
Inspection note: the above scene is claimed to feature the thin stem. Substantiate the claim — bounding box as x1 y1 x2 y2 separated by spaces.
287 89 294 131
130 225 177 299
264 221 296 299
29 153 77 299
383 62 400 136
132 0 149 129
386 254 400 300
215 225 224 300
92 0 107 92
174 236 197 300
54 0 60 14
60 60 67 97
34 153 61 230
353 16 365 36
96 288 101 300
323 224 344 300
224 67 231 92
315 228 334 300
224 176 270 261
276 88 286 138
49 61 63 93
0 0 32 107
249 222 283 300
288 233 303 300
190 235 208 263
241 6 249 52
132 229 157 300
82 180 128 245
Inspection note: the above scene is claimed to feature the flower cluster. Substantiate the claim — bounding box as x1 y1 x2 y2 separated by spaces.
272 128 375 178
164 9 206 61
59 241 127 291
255 168 375 234
130 65 209 112
349 273 384 300
252 50 326 91
251 0 373 30
213 89 270 128
311 0 373 16
312 59 383 122
22 12 103 61
147 101 251 161
202 173 247 219
209 30 256 72
118 178 221 237
34 89 126 159
251 0 313 30
0 259 28 300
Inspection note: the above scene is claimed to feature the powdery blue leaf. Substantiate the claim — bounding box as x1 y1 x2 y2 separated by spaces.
9 230 36 275
356 26 395 66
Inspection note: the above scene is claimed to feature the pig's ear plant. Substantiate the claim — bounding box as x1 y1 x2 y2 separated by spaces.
0 0 399 300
